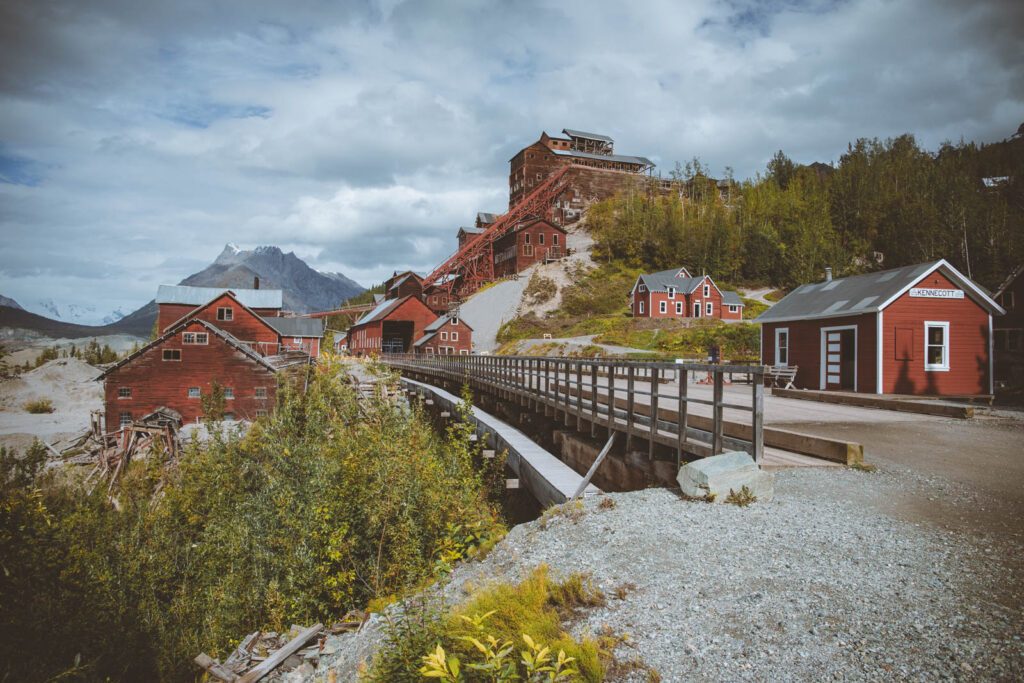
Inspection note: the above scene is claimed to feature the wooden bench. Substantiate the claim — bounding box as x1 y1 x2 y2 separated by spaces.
766 365 798 389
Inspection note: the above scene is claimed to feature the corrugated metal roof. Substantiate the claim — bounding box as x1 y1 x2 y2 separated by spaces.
755 259 1003 324
355 298 401 325
262 316 324 337
458 226 485 235
562 129 613 143
476 212 498 224
413 331 436 347
551 148 654 167
722 291 744 306
638 269 703 294
156 284 283 309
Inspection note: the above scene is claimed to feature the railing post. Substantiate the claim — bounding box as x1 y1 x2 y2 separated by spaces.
590 363 598 438
677 365 688 470
626 364 635 451
649 366 659 460
575 361 583 430
712 369 724 455
752 370 764 465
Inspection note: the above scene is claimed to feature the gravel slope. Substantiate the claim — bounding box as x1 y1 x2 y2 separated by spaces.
300 465 1023 682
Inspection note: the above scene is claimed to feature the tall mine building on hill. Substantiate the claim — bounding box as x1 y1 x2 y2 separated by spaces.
508 128 654 209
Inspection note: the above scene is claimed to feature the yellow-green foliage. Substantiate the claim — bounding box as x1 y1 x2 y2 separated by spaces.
595 319 761 358
0 356 504 682
740 297 769 318
523 272 558 306
370 566 605 682
23 398 54 414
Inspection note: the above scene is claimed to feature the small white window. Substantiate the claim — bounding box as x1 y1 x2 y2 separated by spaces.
675 302 683 315
217 307 233 321
524 233 531 244
667 287 676 299
293 337 302 344
451 318 458 326
183 332 208 344
119 412 132 427
706 302 713 316
224 387 234 400
639 284 646 293
659 301 667 314
639 301 645 315
775 328 789 367
924 322 950 371
703 284 710 297
451 331 459 341
255 409 268 418
188 387 201 398
440 331 448 341
118 387 131 399
729 305 739 313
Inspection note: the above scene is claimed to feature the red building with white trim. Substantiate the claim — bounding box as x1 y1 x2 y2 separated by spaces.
346 295 437 355
629 268 743 320
756 260 1005 396
413 314 473 355
492 218 568 278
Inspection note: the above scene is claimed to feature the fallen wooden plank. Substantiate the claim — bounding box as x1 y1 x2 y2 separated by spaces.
194 653 238 682
237 623 322 683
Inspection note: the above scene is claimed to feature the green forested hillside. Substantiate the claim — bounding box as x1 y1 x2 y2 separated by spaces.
588 133 1024 290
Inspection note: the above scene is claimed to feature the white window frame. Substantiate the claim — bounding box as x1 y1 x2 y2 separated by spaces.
705 302 713 316
924 321 950 372
552 234 559 245
224 387 234 400
451 331 459 341
675 302 683 315
703 283 710 297
183 332 209 345
774 328 789 367
539 233 545 245
119 412 132 427
255 387 267 399
659 301 667 314
187 387 201 399
639 300 645 315
729 305 739 313
639 284 647 293
440 331 448 341
216 306 233 321
667 287 675 299
118 387 131 399
293 337 302 344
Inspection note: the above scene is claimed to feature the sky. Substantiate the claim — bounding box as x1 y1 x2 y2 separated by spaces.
1 0 1021 323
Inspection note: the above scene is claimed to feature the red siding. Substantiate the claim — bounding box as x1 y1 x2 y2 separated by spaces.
186 294 280 353
761 313 878 393
159 302 280 332
346 296 437 356
882 271 991 395
493 220 567 277
632 276 742 321
417 319 473 355
103 320 277 431
280 336 321 357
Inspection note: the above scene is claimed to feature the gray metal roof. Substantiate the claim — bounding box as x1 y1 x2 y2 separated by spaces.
562 129 613 143
262 316 324 337
755 259 1003 324
551 148 654 168
458 226 485 235
637 268 702 294
476 212 498 224
156 284 283 309
355 298 402 325
722 291 744 306
423 313 474 333
413 331 436 347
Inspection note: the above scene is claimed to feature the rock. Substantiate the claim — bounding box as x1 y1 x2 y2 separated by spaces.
677 451 774 503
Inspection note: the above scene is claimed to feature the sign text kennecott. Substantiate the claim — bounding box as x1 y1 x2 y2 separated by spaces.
909 287 964 299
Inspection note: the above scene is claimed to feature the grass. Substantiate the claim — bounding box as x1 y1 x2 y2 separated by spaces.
724 485 757 507
23 398 55 414
539 499 586 529
764 288 788 302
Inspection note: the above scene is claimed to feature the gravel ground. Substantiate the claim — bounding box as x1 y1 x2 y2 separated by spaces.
0 358 101 450
299 464 1023 682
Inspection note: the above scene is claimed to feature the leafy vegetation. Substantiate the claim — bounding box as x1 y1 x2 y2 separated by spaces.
23 398 55 414
368 565 606 682
522 272 558 306
0 357 504 682
724 485 757 507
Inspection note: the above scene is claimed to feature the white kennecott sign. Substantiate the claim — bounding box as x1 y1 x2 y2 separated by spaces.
909 287 964 299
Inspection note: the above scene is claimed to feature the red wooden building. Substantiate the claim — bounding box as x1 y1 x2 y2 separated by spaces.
346 295 437 355
492 218 567 278
383 270 425 301
414 314 473 355
756 260 1005 396
629 268 744 321
156 284 282 332
101 288 321 431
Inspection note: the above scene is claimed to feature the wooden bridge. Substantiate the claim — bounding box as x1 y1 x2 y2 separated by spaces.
383 354 768 467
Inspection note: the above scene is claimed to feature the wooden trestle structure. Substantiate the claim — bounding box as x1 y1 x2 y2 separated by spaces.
421 166 573 298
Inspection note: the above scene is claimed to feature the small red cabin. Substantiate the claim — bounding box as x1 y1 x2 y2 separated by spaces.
756 260 1005 396
346 295 437 355
414 314 473 355
630 268 743 321
492 218 567 278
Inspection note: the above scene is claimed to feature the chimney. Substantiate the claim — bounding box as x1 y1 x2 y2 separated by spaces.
253 276 260 290
825 267 833 282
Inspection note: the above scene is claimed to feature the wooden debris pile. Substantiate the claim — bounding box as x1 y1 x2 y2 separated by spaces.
194 612 366 682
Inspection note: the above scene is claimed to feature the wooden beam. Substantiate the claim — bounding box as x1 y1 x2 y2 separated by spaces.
236 623 322 683
194 654 239 682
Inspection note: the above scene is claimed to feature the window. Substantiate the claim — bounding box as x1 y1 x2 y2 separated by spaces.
293 337 302 344
162 349 181 361
451 318 459 326
706 302 713 316
774 328 789 366
217 307 233 321
539 233 545 245
676 302 683 315
183 332 208 344
667 287 676 299
924 321 950 371
118 387 131 399
553 234 559 245
224 412 235 421
460 349 469 355
703 284 710 297
995 329 1023 352
255 388 267 399
999 290 1015 310
729 305 739 313
440 331 448 341
639 284 646 293
224 387 234 400
255 409 268 418
451 331 459 341
523 244 534 256
119 412 132 427
659 301 667 314
188 387 201 398
639 300 645 314
524 233 531 244
693 303 701 318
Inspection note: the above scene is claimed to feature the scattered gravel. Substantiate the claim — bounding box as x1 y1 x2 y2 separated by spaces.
301 465 1023 682
0 358 101 450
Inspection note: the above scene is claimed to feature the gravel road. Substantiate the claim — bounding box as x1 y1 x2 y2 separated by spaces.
301 463 1023 682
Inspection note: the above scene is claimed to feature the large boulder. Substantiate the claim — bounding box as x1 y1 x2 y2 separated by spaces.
677 451 774 503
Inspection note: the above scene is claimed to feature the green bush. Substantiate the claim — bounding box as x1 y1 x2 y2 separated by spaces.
0 357 503 681
23 398 54 414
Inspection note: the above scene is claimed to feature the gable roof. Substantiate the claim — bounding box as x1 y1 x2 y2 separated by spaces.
755 259 1005 324
156 284 282 309
99 318 277 379
458 226 485 236
163 289 282 337
424 313 474 333
353 294 432 327
413 331 436 347
634 268 705 295
722 291 744 306
262 316 325 338
550 148 654 168
562 129 613 143
514 217 567 234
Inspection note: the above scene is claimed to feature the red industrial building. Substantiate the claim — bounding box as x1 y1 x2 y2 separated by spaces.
156 284 283 332
756 260 1004 396
413 314 473 355
492 218 568 278
383 270 425 301
629 268 744 320
101 287 321 431
346 295 438 355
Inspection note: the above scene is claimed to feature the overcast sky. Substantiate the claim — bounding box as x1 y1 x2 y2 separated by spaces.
1 0 1021 322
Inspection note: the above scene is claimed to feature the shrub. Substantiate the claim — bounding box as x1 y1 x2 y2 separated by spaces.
523 272 557 306
23 398 54 414
725 485 757 507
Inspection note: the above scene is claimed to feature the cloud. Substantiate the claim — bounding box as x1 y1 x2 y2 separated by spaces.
0 0 1021 322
